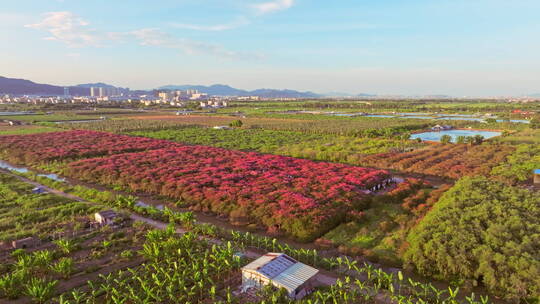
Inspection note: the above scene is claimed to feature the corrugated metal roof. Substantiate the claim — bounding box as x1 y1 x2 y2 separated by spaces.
273 262 319 292
96 210 118 219
243 253 280 272
242 253 319 292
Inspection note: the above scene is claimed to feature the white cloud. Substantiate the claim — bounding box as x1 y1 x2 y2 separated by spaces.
253 0 294 15
131 28 262 60
25 11 261 60
168 1 294 32
170 17 250 31
25 11 103 47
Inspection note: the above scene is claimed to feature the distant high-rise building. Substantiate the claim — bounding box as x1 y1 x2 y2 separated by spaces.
90 86 122 98
63 87 70 97
90 87 98 97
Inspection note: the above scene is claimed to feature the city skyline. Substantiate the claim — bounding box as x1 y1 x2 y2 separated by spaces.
1 0 540 96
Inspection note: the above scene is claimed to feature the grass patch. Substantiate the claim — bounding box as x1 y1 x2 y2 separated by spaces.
0 126 60 136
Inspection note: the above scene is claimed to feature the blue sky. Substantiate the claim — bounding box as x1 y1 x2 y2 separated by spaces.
1 0 539 96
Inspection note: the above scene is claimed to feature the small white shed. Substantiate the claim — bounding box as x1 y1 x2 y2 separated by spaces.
242 253 319 300
94 210 118 226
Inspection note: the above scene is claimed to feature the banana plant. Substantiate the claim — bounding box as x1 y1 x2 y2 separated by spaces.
54 239 78 255
50 257 74 279
24 277 58 304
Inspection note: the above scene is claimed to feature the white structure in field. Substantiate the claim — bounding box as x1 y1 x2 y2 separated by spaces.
241 253 319 300
94 210 118 226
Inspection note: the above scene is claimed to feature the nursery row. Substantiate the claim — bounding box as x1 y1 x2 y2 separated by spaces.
0 172 101 242
129 127 326 152
65 145 389 241
360 144 515 179
0 130 180 164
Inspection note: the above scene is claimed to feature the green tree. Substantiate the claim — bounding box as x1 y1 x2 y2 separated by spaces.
530 115 540 129
472 135 484 145
404 177 540 301
440 134 452 144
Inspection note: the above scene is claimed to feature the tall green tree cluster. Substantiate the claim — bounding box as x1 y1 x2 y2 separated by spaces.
491 144 540 184
404 177 540 301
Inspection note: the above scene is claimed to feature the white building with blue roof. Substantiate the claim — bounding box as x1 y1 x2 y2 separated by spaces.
241 253 319 299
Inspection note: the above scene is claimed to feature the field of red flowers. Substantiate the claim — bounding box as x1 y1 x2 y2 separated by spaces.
0 130 181 164
66 146 389 241
360 144 514 179
0 130 390 240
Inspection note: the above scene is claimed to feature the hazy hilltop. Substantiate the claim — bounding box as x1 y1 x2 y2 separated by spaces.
0 76 89 96
158 84 321 98
1 76 321 98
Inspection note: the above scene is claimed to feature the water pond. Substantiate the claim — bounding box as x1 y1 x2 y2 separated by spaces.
436 117 486 122
364 114 396 118
401 116 436 120
330 113 362 117
136 201 165 210
0 160 28 173
0 160 65 182
0 111 35 116
410 129 502 142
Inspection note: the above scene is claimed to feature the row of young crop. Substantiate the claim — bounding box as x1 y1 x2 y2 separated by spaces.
0 171 150 303
57 227 243 303
0 173 101 242
360 143 515 179
50 223 492 304
129 127 327 152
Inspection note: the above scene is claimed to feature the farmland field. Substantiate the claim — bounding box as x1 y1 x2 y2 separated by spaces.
0 130 181 164
360 143 515 179
0 130 390 241
130 127 326 152
0 173 101 242
0 171 148 303
65 144 389 241
0 101 538 303
0 124 59 135
272 137 425 163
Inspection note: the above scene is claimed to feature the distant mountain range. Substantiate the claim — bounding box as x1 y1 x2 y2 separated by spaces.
158 84 321 98
322 92 376 98
0 76 327 98
1 76 378 98
0 76 89 96
75 83 123 89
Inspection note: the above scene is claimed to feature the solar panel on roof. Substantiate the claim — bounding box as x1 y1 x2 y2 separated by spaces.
257 255 296 278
